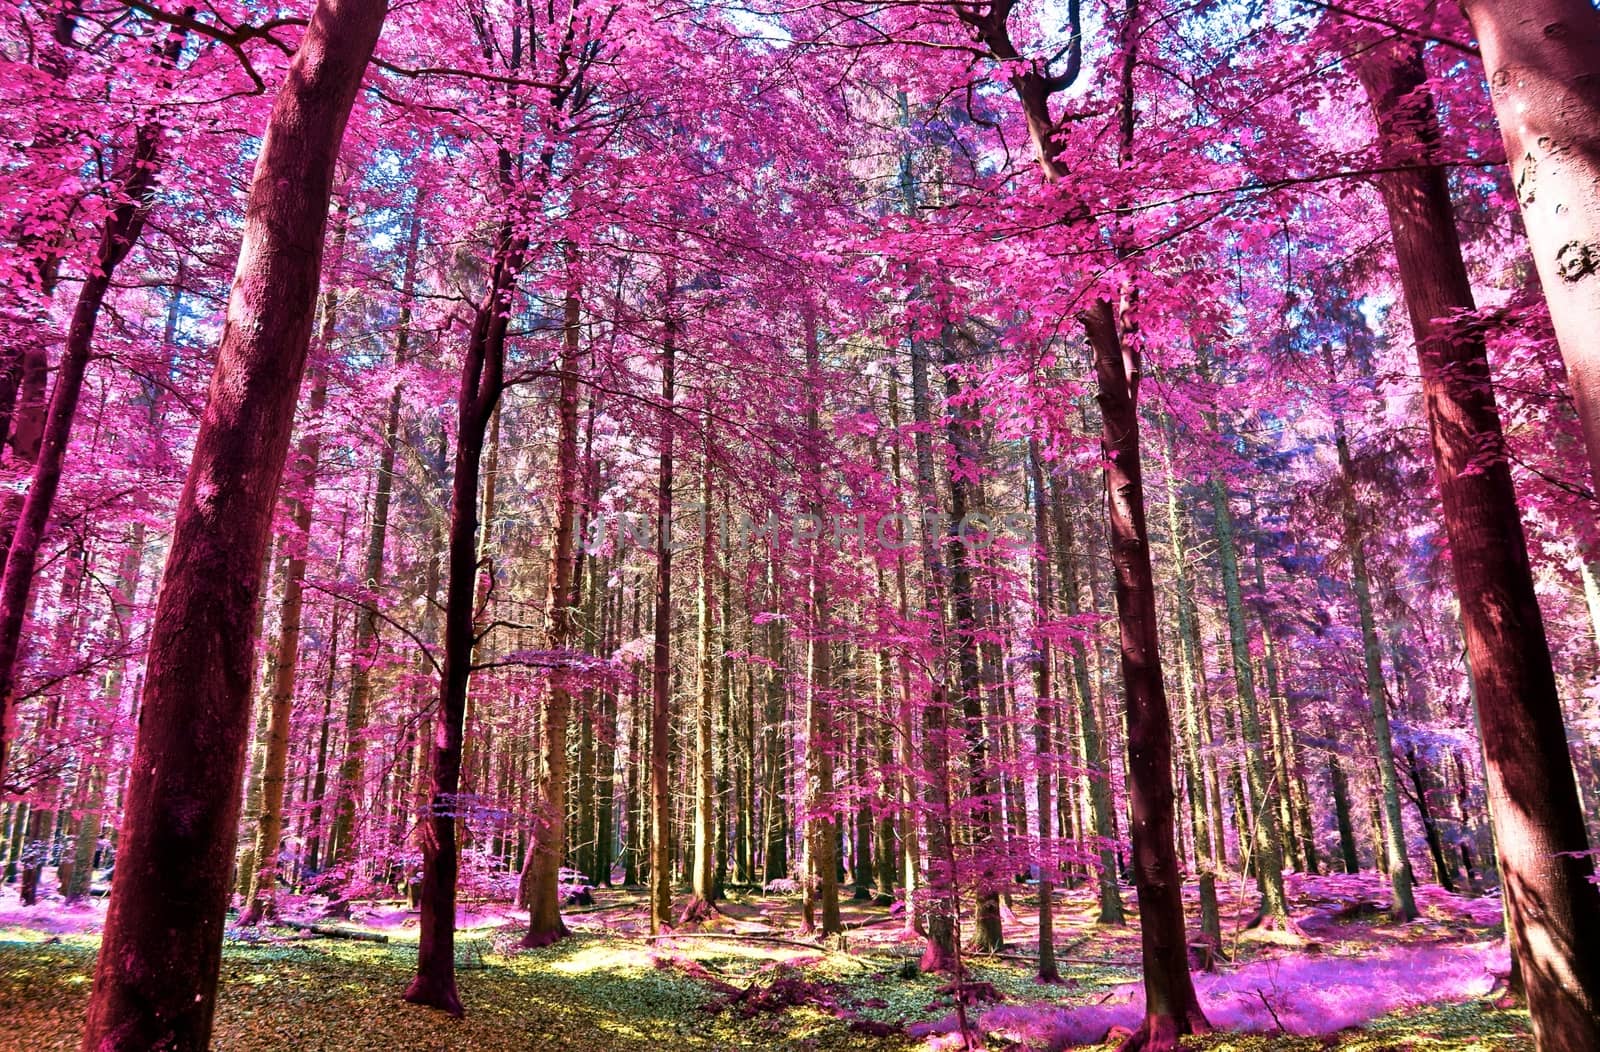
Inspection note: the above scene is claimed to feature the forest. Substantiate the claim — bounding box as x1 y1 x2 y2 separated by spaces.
0 0 1598 1049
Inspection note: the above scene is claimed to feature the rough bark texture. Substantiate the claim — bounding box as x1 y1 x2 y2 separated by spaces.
801 314 841 937
908 339 959 974
1357 39 1600 1051
79 2 386 1045
685 417 718 920
1028 440 1059 983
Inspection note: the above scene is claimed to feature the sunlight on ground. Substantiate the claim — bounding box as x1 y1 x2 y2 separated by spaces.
0 876 1536 1050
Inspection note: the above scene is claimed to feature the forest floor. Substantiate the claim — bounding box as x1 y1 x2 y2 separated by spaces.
0 872 1531 1050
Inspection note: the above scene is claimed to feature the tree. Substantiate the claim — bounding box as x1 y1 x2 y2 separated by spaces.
1462 0 1600 493
1355 37 1600 1049
79 0 388 1042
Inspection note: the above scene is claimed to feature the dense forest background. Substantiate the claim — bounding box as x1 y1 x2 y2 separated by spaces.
1 0 1598 1049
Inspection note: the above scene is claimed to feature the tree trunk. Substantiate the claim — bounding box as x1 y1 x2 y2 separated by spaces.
521 274 583 947
330 206 420 867
649 281 676 934
1203 471 1290 927
1049 474 1126 920
908 338 959 973
1357 39 1600 1049
79 2 386 1043
685 415 718 920
801 312 841 937
1326 349 1418 919
940 334 1002 953
240 203 345 924
405 221 523 1017
1462 0 1600 491
240 355 330 925
1081 297 1208 1048
1028 439 1059 983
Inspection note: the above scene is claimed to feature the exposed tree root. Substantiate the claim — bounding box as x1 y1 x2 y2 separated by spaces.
401 974 464 1018
1114 1008 1211 1052
518 923 569 949
676 897 717 928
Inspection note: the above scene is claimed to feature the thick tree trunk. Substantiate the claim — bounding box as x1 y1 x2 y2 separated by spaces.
1463 0 1600 491
1357 40 1600 1050
1081 298 1208 1048
79 2 386 1044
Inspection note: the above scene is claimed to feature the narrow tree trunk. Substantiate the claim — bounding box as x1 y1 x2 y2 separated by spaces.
80 2 386 1042
1357 40 1600 1048
908 338 960 973
940 335 1002 953
1325 710 1361 875
684 414 719 920
760 557 789 884
881 371 921 926
406 221 523 1016
330 207 420 866
1203 471 1290 929
801 312 841 937
1049 476 1125 922
521 273 583 947
1326 347 1418 919
1158 415 1216 872
649 282 676 935
240 353 330 925
1081 297 1209 1048
1028 440 1060 982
